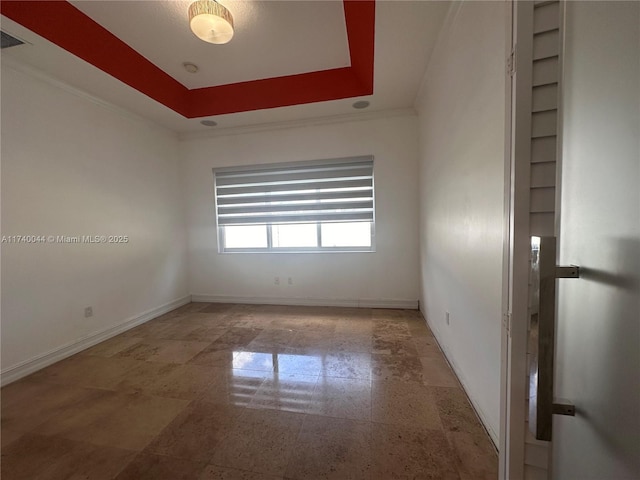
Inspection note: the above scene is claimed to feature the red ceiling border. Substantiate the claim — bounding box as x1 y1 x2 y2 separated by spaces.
0 0 375 119
0 1 191 116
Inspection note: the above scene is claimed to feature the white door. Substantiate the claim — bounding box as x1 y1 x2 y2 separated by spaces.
553 2 640 478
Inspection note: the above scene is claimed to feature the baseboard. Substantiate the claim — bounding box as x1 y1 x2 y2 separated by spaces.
191 294 418 310
0 295 192 386
419 309 500 447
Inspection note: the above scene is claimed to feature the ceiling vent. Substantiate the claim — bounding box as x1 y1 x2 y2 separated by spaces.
1 31 25 49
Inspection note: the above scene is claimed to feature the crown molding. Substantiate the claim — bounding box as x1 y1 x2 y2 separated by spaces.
3 57 418 141
178 107 418 141
1 55 178 138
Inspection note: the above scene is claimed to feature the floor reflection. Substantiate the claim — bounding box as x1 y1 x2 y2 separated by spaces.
233 351 274 371
221 368 265 407
229 350 372 412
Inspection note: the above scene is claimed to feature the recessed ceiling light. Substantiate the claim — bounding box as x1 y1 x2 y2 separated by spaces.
200 120 218 127
352 100 370 109
183 62 199 74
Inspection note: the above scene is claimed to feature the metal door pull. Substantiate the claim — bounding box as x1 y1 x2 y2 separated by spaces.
552 401 576 416
529 237 580 440
556 266 580 278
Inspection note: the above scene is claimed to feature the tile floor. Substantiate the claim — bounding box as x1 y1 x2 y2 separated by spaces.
1 303 498 479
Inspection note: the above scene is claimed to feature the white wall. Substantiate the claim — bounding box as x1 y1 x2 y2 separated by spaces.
554 2 640 478
1 64 189 380
182 114 420 307
415 2 507 442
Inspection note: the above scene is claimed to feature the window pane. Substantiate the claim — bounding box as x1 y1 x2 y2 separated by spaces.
272 224 317 248
321 222 371 247
224 225 268 249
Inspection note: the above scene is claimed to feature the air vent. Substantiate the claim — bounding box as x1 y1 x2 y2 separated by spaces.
1 31 25 49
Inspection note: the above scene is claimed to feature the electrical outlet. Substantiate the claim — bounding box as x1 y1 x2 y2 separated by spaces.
288 277 293 285
84 306 93 318
445 311 450 325
274 277 280 285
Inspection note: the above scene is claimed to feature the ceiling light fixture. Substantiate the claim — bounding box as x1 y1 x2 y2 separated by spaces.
189 0 234 45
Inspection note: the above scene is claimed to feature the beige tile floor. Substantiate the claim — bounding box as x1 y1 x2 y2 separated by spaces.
1 303 498 480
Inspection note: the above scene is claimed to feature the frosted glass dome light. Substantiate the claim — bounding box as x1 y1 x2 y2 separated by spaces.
189 0 234 45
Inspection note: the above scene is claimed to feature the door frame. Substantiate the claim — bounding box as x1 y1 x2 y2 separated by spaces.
499 1 535 479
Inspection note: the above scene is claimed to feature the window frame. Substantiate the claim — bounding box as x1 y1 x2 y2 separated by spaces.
213 156 376 254
218 222 376 254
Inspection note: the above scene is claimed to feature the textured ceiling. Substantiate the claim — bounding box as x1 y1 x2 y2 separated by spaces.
0 0 452 133
70 0 351 89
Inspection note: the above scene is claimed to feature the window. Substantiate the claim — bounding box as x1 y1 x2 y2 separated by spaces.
214 156 375 253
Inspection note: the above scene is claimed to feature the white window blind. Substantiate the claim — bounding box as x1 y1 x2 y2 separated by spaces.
214 156 374 226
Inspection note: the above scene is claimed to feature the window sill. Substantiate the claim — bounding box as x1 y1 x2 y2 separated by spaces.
219 247 376 254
